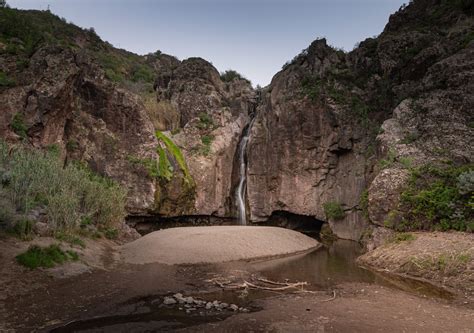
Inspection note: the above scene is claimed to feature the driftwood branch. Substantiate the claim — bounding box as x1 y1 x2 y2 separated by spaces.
243 280 308 291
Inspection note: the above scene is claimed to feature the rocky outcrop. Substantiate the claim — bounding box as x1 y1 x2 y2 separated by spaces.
247 40 370 240
152 57 256 216
1 2 472 238
0 10 256 219
247 0 474 239
0 46 158 214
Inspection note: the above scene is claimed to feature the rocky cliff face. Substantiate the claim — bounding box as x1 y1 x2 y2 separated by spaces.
247 40 370 240
0 9 255 218
0 45 159 214
152 57 256 216
247 0 474 239
1 1 472 238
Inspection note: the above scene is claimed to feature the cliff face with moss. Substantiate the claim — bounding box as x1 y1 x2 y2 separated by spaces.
0 8 255 218
247 0 473 239
1 1 473 239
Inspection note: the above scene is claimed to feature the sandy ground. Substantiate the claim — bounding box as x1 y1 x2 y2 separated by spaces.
120 226 320 265
180 283 474 333
1 230 473 332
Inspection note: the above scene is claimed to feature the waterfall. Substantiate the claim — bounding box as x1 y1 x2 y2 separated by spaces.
235 120 254 225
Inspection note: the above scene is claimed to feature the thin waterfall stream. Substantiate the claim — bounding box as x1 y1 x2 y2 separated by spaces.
235 119 254 225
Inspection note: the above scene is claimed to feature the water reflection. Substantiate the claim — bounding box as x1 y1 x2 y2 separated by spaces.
251 240 374 289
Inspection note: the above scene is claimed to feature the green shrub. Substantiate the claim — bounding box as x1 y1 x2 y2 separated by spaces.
0 141 127 233
66 140 78 151
399 156 413 169
11 113 27 138
392 232 416 243
379 148 397 169
0 70 15 87
323 202 345 220
196 112 215 130
131 64 154 83
400 133 419 144
12 218 34 240
301 76 323 101
359 190 369 218
399 164 473 232
220 70 250 83
103 227 118 240
457 170 474 195
200 135 214 156
16 244 78 269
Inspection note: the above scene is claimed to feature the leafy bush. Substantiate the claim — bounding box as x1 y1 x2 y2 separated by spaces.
12 218 34 240
10 113 27 138
0 140 127 233
323 202 345 220
103 227 118 240
220 70 250 83
399 164 473 232
131 64 154 83
196 112 215 130
200 135 214 156
379 148 397 169
457 170 474 195
0 70 15 87
16 244 78 269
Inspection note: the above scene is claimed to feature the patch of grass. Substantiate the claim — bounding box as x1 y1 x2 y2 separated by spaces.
11 113 27 138
392 232 416 243
16 244 78 269
127 155 160 179
11 218 34 240
359 190 369 218
323 202 345 220
155 131 193 185
55 232 85 248
0 140 127 233
103 227 118 240
400 133 419 144
409 251 471 276
399 156 413 169
378 148 397 169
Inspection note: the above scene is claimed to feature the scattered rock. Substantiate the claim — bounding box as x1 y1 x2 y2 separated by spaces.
163 297 177 305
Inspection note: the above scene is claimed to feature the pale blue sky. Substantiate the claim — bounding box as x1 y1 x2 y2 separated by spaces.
8 0 407 86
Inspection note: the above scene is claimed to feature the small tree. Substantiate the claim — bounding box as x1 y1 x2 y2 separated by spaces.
0 0 7 8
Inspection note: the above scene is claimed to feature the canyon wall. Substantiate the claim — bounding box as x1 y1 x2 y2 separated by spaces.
247 0 473 239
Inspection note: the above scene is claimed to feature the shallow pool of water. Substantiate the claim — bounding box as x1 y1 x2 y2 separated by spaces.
50 239 453 332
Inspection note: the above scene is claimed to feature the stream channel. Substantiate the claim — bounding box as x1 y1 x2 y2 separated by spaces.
50 236 452 332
